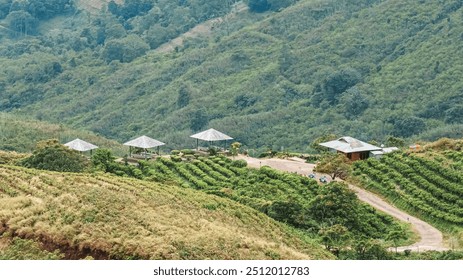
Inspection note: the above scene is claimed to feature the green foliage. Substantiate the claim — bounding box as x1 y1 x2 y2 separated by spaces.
3 0 463 152
0 236 63 260
315 153 352 180
247 0 270 13
354 152 463 227
319 224 351 256
310 134 337 153
230 142 241 156
6 10 38 36
231 159 247 168
312 68 362 106
91 149 116 172
100 156 407 247
0 165 332 260
386 136 406 148
177 85 191 109
20 139 87 172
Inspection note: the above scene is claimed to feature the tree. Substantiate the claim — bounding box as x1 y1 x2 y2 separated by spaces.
390 116 426 138
6 10 38 36
385 136 405 147
310 134 337 153
313 68 362 105
308 182 359 228
177 85 191 108
386 229 408 253
247 0 270 13
315 153 351 180
318 224 351 257
21 139 87 172
91 149 116 172
230 142 241 157
353 239 390 260
338 86 369 118
267 0 296 11
189 109 208 131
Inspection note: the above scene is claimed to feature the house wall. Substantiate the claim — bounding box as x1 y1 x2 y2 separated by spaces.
346 152 370 161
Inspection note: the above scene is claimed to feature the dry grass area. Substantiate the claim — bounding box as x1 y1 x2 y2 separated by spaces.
0 165 332 260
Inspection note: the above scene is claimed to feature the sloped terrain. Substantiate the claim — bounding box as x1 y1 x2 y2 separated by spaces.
1 0 463 151
0 113 124 154
0 165 332 259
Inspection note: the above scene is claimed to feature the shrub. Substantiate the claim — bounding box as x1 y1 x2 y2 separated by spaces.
181 149 195 155
231 159 247 168
171 155 182 162
21 139 87 172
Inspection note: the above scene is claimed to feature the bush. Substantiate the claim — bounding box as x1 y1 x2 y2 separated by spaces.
171 155 182 162
181 149 195 155
231 159 247 168
21 139 88 172
171 150 180 155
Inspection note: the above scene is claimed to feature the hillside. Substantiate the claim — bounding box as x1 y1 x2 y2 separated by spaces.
1 0 463 152
0 164 332 259
353 140 463 249
0 113 125 154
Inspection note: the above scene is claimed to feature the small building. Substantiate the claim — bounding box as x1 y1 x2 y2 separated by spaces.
319 136 382 161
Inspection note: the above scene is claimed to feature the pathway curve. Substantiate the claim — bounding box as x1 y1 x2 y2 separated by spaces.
235 155 448 252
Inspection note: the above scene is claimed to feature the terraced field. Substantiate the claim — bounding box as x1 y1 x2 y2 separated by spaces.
142 156 409 243
354 152 463 229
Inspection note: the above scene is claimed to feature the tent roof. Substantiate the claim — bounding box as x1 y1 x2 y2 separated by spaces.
64 138 98 152
190 128 233 141
319 136 381 153
123 135 165 149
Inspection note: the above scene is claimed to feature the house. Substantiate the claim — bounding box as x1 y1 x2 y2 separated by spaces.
319 136 382 161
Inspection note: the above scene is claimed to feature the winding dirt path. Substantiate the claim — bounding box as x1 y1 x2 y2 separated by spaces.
235 155 448 252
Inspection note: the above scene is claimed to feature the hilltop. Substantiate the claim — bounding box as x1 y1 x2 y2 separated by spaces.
1 0 463 151
0 164 332 259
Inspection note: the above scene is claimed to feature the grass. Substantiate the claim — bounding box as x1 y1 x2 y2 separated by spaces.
0 112 126 155
0 164 332 260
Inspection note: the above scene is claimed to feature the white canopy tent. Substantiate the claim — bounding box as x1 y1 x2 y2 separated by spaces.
64 138 98 153
190 128 233 150
123 135 165 158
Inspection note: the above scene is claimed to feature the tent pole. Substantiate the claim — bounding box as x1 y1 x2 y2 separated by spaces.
196 139 199 151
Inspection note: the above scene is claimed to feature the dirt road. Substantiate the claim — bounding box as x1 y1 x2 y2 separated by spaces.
235 155 448 252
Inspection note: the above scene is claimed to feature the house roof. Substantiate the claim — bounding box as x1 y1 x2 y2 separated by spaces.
190 128 233 141
64 138 98 152
319 136 382 153
123 135 165 149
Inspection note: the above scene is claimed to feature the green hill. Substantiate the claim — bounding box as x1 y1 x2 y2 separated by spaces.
0 113 125 154
353 139 463 248
1 0 463 152
0 164 332 259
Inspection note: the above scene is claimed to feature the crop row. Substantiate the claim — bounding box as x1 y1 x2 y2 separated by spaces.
354 156 463 225
380 156 463 208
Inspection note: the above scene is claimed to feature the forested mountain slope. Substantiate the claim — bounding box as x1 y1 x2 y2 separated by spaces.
1 0 463 152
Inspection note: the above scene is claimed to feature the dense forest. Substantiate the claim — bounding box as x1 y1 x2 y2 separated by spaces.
1 0 463 152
